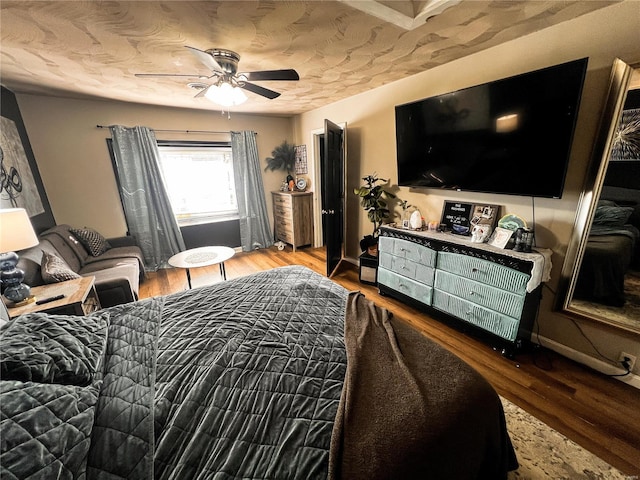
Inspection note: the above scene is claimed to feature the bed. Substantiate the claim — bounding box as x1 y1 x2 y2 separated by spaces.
575 196 640 306
0 265 517 479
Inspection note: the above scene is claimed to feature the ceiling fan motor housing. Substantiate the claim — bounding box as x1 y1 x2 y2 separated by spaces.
206 49 240 75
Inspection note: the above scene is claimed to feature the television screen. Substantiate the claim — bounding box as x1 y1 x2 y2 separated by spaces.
395 58 588 198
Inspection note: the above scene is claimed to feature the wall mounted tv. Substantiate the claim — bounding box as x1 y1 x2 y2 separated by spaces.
395 58 588 198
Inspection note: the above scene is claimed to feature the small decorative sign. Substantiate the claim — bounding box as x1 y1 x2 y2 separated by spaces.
440 201 473 234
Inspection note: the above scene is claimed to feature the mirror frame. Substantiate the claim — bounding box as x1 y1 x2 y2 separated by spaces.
557 58 636 332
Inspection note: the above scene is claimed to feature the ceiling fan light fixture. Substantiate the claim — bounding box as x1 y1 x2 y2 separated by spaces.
204 81 247 107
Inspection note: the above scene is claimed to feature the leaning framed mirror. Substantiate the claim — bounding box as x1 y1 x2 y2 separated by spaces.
558 58 640 333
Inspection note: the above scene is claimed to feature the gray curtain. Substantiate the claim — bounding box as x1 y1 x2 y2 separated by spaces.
109 125 185 270
231 131 273 251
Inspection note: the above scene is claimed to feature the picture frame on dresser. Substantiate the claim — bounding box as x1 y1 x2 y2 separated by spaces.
488 227 514 249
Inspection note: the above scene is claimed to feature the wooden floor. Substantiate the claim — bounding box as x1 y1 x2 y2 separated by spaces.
140 246 640 476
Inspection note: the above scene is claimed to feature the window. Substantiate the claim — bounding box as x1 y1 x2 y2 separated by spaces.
157 142 238 226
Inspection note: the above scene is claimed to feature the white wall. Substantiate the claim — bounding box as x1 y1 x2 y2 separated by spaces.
15 95 294 238
293 1 640 379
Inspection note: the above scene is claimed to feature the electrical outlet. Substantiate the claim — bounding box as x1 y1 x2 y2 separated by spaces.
618 352 637 371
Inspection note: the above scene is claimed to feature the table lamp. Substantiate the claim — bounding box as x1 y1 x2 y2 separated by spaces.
0 208 39 305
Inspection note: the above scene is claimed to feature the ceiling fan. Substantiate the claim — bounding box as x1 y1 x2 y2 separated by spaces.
135 46 299 103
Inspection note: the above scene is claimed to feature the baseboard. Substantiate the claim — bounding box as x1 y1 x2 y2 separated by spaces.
536 335 640 389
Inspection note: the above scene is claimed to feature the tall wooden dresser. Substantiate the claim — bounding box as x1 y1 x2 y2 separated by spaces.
272 191 314 251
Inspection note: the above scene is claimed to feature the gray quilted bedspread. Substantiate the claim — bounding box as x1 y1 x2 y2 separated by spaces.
1 266 348 479
93 265 348 479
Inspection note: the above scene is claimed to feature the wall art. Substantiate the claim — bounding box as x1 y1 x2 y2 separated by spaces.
0 116 44 216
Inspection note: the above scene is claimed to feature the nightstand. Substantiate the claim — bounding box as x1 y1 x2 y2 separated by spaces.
6 276 101 319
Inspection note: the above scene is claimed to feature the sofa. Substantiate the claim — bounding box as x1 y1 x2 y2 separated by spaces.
17 225 145 308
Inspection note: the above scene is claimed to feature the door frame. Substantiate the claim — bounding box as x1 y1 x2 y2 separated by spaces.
309 128 324 247
309 123 347 249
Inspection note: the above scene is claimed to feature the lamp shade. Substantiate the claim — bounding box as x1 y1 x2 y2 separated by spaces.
0 208 39 253
204 82 248 107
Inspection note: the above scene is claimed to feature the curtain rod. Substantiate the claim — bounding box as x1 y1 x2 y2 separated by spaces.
96 125 232 135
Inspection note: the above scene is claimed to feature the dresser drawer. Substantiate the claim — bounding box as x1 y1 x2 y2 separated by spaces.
432 290 520 341
437 252 529 295
378 235 394 255
379 236 436 267
379 252 435 285
275 231 293 244
435 270 525 318
274 203 292 216
275 220 293 240
275 217 292 231
378 268 433 304
273 194 292 208
394 238 437 266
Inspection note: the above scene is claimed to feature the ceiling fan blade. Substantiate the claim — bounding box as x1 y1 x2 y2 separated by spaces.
193 85 211 98
240 82 281 100
135 73 210 78
185 46 224 73
242 69 300 81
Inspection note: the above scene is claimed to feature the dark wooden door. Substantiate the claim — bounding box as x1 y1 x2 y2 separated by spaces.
323 119 344 277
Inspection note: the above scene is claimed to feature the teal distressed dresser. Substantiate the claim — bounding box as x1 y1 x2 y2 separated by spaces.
378 226 552 355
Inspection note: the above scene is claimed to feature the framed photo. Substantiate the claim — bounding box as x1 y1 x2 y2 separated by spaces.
440 201 500 235
470 204 500 230
488 227 514 249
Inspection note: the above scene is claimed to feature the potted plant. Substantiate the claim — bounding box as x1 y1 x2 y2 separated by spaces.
353 174 395 284
264 140 296 189
354 173 396 239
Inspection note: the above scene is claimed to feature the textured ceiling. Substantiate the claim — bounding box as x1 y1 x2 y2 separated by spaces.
0 1 617 116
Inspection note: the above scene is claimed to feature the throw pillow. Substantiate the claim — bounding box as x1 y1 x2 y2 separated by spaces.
0 310 110 386
70 227 111 256
41 251 81 283
592 205 634 227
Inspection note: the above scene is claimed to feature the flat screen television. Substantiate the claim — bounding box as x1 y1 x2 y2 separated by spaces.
395 58 588 198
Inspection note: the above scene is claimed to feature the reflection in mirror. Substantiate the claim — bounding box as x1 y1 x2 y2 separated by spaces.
560 59 640 333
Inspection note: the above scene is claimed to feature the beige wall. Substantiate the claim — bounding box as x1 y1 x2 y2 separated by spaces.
293 1 640 379
13 1 639 379
15 95 294 238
